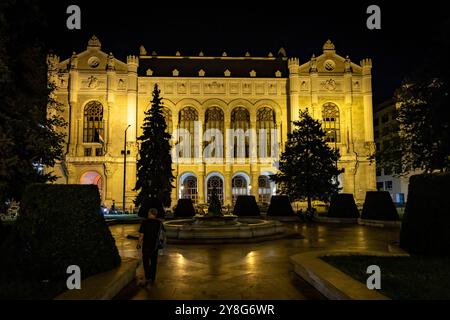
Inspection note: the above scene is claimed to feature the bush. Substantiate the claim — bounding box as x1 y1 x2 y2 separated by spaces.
174 199 195 217
327 194 360 218
137 197 166 218
16 184 120 280
361 191 399 221
400 174 450 256
233 196 260 216
267 196 295 216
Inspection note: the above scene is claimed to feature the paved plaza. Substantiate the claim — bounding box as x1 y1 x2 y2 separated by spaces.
111 223 399 300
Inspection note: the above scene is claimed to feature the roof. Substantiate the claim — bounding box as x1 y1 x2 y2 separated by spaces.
138 55 289 78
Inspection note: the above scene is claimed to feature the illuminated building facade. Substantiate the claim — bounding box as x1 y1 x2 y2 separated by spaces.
47 36 376 209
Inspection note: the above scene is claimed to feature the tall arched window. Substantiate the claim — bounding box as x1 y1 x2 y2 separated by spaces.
232 175 248 204
181 175 198 203
162 108 173 134
257 107 276 158
178 107 199 157
205 107 224 157
207 176 223 204
231 107 250 158
83 101 104 143
205 107 224 133
322 103 340 143
258 175 272 203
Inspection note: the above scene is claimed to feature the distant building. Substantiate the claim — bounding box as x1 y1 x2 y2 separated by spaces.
47 36 376 209
374 99 418 204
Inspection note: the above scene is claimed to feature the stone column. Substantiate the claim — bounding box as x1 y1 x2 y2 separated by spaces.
225 172 232 206
126 55 138 144
197 171 205 204
68 52 79 157
288 58 300 127
106 54 116 154
250 170 259 199
361 58 374 143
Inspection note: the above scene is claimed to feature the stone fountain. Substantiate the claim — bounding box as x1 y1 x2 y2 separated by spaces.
164 188 285 243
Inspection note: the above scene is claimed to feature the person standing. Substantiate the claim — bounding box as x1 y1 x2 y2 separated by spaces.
137 207 164 286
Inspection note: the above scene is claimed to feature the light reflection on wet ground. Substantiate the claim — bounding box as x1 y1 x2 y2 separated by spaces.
111 223 399 300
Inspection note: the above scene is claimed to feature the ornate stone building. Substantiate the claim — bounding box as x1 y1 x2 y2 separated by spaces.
47 36 376 210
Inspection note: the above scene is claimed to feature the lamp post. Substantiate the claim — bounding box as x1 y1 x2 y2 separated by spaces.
123 124 131 212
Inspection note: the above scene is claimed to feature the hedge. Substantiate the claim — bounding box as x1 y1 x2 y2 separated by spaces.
400 174 450 256
233 195 260 216
361 191 399 221
16 184 120 280
267 196 295 216
174 199 196 217
327 194 360 218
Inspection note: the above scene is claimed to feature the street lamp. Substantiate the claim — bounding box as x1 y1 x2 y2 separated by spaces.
123 124 131 212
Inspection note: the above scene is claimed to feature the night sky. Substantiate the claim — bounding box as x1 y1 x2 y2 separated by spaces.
40 0 450 105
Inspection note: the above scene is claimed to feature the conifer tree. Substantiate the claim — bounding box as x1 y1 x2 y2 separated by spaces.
271 109 342 211
134 84 174 215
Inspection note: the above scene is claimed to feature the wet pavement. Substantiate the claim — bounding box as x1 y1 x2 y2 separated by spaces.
111 222 399 300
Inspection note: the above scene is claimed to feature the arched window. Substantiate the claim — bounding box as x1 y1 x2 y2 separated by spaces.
232 175 248 204
178 107 199 157
257 107 276 158
258 175 272 203
207 176 223 204
231 107 250 158
181 175 198 203
205 107 224 157
322 103 340 143
205 107 224 132
83 101 104 143
162 108 173 134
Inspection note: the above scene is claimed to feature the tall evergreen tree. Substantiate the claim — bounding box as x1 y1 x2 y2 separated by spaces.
0 0 66 208
376 18 450 174
134 84 174 213
271 109 342 211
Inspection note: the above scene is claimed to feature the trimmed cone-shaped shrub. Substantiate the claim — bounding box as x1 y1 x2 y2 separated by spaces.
174 199 195 217
267 195 295 216
327 193 360 218
233 195 260 216
16 184 120 280
400 174 450 256
361 191 399 221
138 196 166 218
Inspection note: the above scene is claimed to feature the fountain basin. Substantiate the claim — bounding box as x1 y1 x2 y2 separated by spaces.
164 216 285 242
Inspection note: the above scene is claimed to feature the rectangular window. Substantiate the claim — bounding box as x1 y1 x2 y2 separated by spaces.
84 148 92 157
385 181 393 190
95 148 103 157
376 182 384 191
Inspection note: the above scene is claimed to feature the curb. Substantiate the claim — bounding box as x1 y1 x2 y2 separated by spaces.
358 218 401 228
290 250 409 300
55 257 139 300
313 215 358 224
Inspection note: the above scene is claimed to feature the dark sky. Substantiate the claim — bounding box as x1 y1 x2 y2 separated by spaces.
41 0 450 104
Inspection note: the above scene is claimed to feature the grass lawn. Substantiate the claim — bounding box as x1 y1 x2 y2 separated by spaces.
321 255 450 300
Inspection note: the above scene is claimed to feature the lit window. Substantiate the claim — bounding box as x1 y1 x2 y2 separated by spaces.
231 107 250 158
257 107 276 158
83 101 104 143
322 103 340 143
